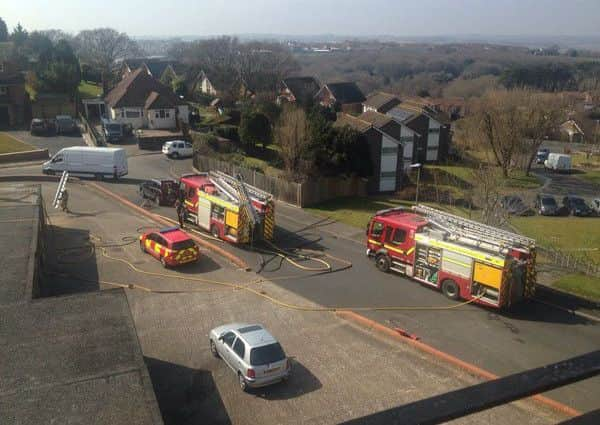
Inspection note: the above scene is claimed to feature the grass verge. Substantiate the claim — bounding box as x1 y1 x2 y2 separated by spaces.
0 133 36 154
553 273 600 301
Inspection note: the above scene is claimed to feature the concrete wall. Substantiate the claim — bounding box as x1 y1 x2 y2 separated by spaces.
0 149 49 164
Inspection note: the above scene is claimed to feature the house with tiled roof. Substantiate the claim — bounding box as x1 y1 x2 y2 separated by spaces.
121 58 180 82
560 119 585 143
278 76 320 105
104 68 188 130
316 82 366 114
0 42 27 128
363 92 401 114
335 112 412 193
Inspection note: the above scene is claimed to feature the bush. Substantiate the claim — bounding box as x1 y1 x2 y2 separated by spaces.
214 125 239 141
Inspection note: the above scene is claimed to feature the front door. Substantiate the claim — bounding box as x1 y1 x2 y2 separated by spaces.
383 226 413 264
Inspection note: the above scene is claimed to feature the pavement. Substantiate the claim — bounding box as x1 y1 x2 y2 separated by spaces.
1 142 599 414
30 181 566 424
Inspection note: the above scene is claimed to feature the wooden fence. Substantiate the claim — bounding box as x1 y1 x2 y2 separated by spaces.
193 155 368 207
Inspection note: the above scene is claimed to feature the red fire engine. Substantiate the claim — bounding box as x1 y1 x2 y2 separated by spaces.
179 171 275 244
366 205 536 309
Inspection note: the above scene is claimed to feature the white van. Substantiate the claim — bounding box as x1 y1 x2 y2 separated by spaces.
42 147 128 179
544 153 571 173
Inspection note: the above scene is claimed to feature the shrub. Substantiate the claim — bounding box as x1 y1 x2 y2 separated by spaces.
214 125 239 142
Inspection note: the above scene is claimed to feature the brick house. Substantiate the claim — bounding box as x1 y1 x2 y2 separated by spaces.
104 68 188 130
316 82 366 114
0 44 27 128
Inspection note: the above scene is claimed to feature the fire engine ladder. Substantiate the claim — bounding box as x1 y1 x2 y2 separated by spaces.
210 170 272 204
52 171 69 209
413 204 535 253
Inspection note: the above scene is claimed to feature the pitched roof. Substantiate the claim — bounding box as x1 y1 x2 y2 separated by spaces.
561 119 584 135
364 92 401 113
282 76 320 103
333 113 373 133
123 58 177 78
105 68 182 109
358 110 395 129
144 91 177 110
396 99 451 125
324 82 366 104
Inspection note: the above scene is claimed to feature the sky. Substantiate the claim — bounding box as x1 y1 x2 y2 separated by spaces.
2 0 600 37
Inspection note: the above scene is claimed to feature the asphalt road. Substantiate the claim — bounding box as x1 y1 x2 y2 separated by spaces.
2 148 599 412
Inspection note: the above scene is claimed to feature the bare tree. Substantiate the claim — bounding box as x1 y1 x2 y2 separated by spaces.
275 106 312 179
74 28 141 94
469 165 508 226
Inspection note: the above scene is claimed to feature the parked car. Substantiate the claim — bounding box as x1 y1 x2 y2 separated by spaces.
162 140 193 158
501 195 531 216
139 226 199 267
591 198 600 215
544 153 571 173
139 178 180 206
42 146 128 180
55 115 77 134
562 195 592 217
30 118 56 136
209 323 291 391
536 148 550 164
534 194 559 216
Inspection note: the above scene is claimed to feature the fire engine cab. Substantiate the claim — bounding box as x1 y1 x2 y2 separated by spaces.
366 205 536 309
179 171 275 244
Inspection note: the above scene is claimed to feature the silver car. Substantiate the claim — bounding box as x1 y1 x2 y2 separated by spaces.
209 323 291 391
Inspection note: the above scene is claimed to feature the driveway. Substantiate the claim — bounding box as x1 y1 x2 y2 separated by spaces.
7 130 86 156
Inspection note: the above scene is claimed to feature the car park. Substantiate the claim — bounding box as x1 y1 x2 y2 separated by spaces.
139 227 199 268
209 323 291 391
534 194 559 216
501 195 531 216
562 195 593 217
162 140 193 158
138 178 179 206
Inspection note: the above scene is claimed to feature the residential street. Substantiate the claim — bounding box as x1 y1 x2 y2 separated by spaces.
2 148 599 412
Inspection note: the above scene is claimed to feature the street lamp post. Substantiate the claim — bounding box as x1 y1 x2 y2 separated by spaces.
410 163 422 205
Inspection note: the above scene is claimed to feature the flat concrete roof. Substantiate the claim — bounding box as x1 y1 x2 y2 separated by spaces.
0 185 40 306
0 184 163 425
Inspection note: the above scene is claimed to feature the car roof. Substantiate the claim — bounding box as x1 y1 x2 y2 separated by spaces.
156 227 192 243
165 140 186 144
236 324 277 348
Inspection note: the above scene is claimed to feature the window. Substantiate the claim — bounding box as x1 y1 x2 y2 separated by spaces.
165 110 170 118
380 171 396 178
371 221 384 237
159 110 166 118
428 127 440 134
391 229 406 244
233 338 245 359
125 110 140 118
249 343 286 366
185 142 192 148
221 331 236 347
399 136 413 143
0 86 7 95
211 204 225 221
52 155 63 163
0 62 4 72
155 112 159 118
172 239 195 251
382 147 398 155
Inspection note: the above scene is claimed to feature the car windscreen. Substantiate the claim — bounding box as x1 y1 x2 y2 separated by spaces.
571 198 586 205
250 343 286 365
541 198 556 206
171 239 195 250
107 124 121 132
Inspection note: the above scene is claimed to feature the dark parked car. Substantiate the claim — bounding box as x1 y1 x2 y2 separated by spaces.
55 115 78 135
536 148 550 164
139 179 180 206
562 195 592 217
534 194 559 216
501 195 531 216
30 118 56 136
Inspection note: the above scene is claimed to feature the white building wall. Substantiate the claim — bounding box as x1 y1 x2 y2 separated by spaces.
109 106 145 129
379 134 398 192
177 105 189 124
201 78 217 96
400 126 415 170
147 108 176 129
426 119 440 161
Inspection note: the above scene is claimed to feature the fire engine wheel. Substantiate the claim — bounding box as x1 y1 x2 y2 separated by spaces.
441 279 460 300
211 225 220 239
375 254 391 273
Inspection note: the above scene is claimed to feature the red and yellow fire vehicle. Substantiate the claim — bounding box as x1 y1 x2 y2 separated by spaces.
179 171 275 244
366 205 536 309
140 226 199 267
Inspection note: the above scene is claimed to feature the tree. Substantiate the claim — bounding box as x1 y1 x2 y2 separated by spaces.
10 23 28 46
239 111 272 151
75 28 141 94
0 17 8 41
276 105 312 179
469 165 507 226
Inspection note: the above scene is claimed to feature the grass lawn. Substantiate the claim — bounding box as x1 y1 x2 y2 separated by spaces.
553 273 600 301
306 196 470 229
510 216 600 263
578 169 600 186
0 133 35 154
78 81 102 98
